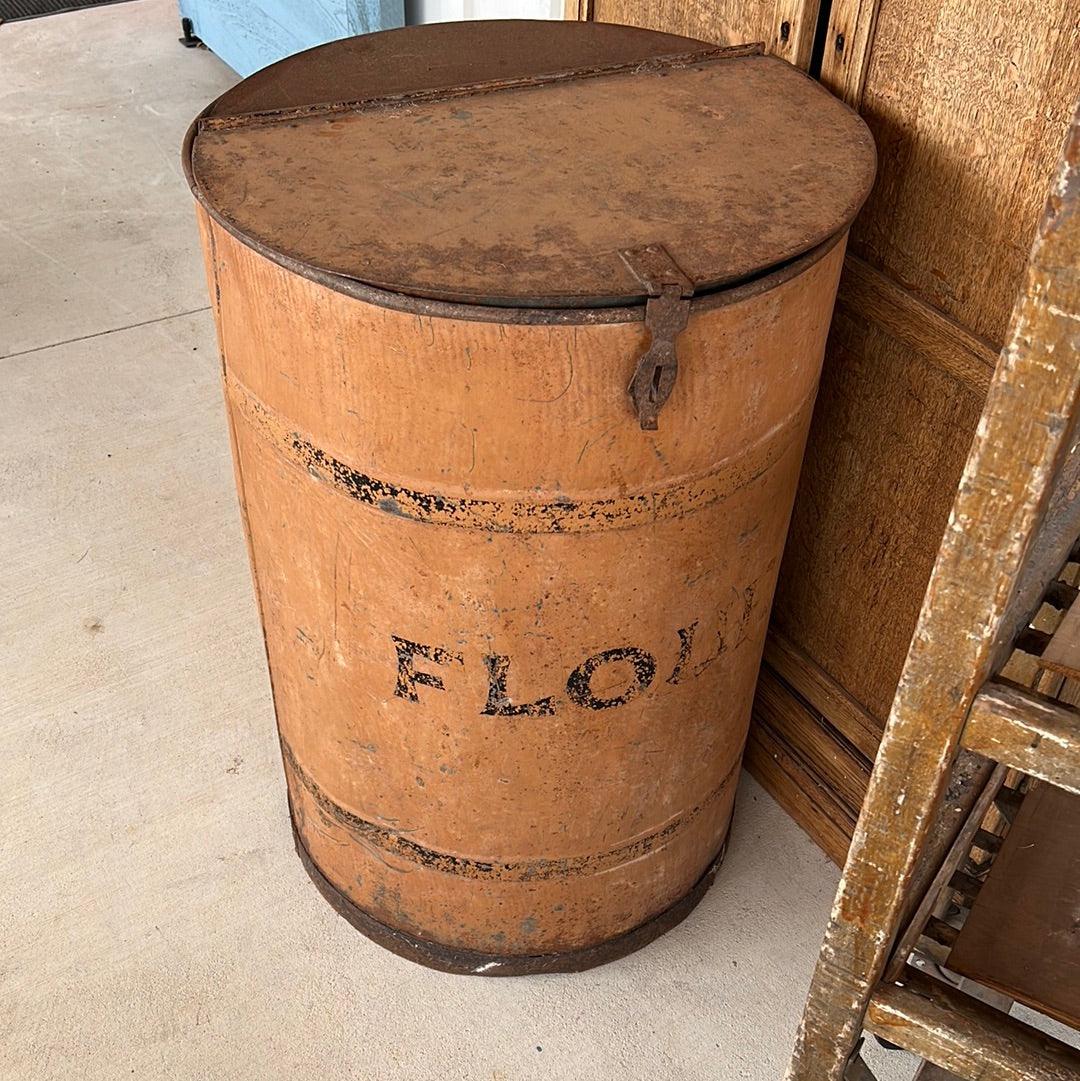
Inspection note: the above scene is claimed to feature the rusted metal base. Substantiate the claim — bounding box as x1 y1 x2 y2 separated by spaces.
291 815 729 976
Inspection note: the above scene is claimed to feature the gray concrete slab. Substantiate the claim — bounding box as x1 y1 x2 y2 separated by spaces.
0 3 918 1079
0 0 235 356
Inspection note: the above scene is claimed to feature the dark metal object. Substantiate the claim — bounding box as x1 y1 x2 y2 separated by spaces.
621 245 694 429
178 15 201 48
199 20 707 120
198 45 753 131
292 811 728 976
180 142 844 325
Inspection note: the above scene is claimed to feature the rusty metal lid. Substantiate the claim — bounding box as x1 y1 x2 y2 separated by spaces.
187 22 875 309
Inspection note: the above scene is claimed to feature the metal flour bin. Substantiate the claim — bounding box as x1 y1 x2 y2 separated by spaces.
184 20 875 974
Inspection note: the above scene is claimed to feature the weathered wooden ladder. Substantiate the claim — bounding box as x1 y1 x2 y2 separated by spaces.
785 104 1080 1081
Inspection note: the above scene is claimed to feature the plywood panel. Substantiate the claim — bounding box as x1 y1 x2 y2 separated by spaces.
948 783 1080 1028
771 308 983 721
848 0 1080 343
588 0 773 52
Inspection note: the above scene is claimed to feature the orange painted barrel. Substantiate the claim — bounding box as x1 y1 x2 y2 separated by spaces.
185 21 875 974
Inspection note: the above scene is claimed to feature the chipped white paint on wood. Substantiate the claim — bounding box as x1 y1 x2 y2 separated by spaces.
963 681 1080 796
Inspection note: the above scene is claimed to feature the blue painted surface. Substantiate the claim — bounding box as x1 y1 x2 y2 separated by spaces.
178 0 404 77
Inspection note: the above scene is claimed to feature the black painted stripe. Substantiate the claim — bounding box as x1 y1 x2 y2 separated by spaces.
282 737 738 882
231 382 806 535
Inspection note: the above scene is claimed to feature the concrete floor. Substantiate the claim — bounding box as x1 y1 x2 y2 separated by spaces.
1 4 917 1078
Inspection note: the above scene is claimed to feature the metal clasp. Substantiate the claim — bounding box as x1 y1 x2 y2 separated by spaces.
620 244 694 431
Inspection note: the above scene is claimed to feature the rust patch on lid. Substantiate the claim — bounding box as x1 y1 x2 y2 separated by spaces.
186 23 875 310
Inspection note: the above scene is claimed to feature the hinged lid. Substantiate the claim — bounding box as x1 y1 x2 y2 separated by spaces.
187 22 875 309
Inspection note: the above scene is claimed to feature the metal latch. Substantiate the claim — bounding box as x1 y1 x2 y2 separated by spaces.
620 244 694 431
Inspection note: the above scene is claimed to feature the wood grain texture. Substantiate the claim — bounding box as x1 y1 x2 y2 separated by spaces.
762 0 1080 854
947 783 1080 1028
753 666 871 813
743 721 856 866
766 0 821 70
787 107 1080 1081
772 308 983 722
584 0 820 68
763 629 882 760
835 256 996 396
963 682 1080 797
817 0 881 105
849 0 1080 345
865 971 1080 1081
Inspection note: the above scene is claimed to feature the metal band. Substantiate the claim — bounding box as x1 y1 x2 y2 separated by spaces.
291 814 729 975
197 44 763 132
230 381 809 535
283 736 738 882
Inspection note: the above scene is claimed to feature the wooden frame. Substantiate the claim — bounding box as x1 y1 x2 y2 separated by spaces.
786 106 1080 1081
568 0 1080 875
563 0 822 71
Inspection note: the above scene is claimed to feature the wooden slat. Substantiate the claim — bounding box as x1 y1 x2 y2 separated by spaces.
754 664 871 812
963 682 1080 796
767 0 821 70
883 763 1005 982
744 720 855 866
817 0 881 104
1037 593 1080 679
835 256 996 396
865 971 1080 1081
763 629 882 761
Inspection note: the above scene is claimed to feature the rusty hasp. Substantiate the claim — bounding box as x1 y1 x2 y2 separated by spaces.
621 244 694 429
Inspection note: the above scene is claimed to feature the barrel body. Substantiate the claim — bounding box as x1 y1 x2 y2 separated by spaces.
199 208 846 968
